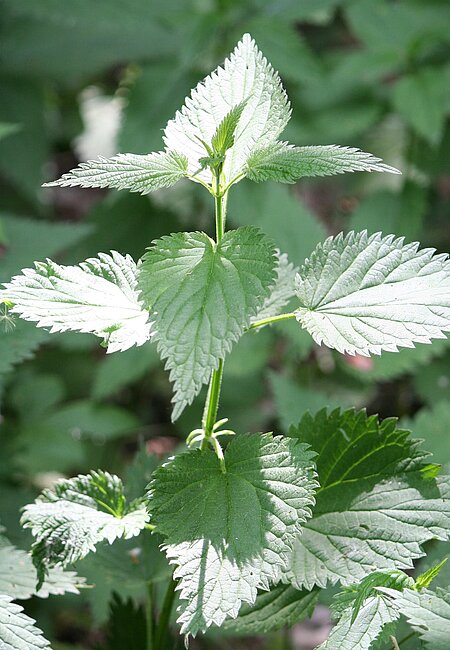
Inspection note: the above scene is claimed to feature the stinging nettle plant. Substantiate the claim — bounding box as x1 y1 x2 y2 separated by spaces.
2 34 450 649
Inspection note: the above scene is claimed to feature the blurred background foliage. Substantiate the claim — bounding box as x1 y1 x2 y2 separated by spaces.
0 0 449 648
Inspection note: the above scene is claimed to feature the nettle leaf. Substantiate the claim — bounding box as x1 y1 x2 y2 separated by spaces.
163 33 290 186
43 150 189 194
382 587 450 649
286 409 450 590
245 142 400 183
321 596 399 650
148 433 317 636
222 584 318 635
139 227 276 420
251 250 298 323
22 471 148 584
211 100 249 157
2 251 153 353
0 595 50 650
0 541 85 600
295 231 450 356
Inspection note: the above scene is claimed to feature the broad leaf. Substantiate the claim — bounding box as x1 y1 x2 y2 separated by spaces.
138 227 276 420
222 584 318 635
252 251 298 323
22 471 148 584
0 541 85 600
245 142 400 183
148 433 317 635
0 596 50 650
2 251 153 353
295 231 450 356
163 33 291 185
382 587 450 650
286 409 450 590
320 595 399 650
44 150 188 194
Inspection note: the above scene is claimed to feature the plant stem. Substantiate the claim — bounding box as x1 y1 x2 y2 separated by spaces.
201 175 227 453
396 631 416 647
146 581 154 650
248 312 296 330
154 578 177 650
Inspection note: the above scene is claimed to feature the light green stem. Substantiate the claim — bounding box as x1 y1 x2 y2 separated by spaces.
201 174 227 454
248 312 296 330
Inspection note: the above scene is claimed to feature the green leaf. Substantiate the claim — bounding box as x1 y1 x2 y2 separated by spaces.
382 587 450 649
222 584 318 635
3 251 154 353
403 402 450 469
148 433 317 635
22 471 148 583
245 142 400 183
0 595 50 650
392 68 449 146
138 227 276 420
44 150 188 194
286 408 450 590
0 540 85 600
211 100 248 157
251 251 298 323
320 595 399 650
163 33 291 186
415 559 448 591
295 231 450 356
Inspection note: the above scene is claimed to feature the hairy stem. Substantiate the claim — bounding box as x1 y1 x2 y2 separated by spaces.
154 578 177 650
146 581 155 650
248 312 297 330
201 176 227 452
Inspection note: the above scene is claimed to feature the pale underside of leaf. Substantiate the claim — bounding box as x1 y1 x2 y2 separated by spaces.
0 544 85 600
245 143 401 183
149 433 317 636
43 150 188 194
22 471 149 571
138 227 276 420
319 595 399 650
2 251 154 353
381 587 450 649
0 595 50 650
289 475 450 591
286 409 449 591
295 231 450 356
163 33 291 185
252 250 298 323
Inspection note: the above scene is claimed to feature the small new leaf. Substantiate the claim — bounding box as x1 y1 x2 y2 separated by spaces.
2 251 153 353
0 595 50 650
43 150 188 194
245 143 400 184
415 559 448 591
164 34 291 186
295 231 450 356
211 100 248 158
286 409 450 590
22 470 148 585
382 587 450 649
138 227 276 420
148 433 317 635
